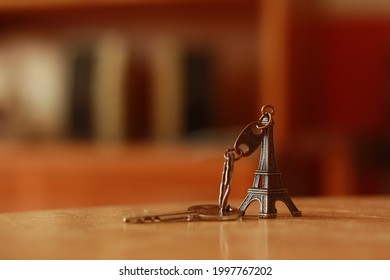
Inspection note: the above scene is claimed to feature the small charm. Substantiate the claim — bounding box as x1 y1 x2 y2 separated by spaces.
239 105 302 218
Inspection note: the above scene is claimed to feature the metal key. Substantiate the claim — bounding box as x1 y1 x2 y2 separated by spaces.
123 204 241 223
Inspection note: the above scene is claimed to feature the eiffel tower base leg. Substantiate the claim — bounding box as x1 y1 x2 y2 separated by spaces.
239 188 302 218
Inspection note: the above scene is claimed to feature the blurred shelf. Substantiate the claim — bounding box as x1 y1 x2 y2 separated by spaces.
0 142 258 213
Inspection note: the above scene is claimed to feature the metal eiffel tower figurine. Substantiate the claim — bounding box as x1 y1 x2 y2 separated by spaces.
239 106 302 218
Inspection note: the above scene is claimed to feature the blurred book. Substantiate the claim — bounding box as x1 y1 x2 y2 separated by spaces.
124 45 153 140
92 33 130 142
68 43 95 140
183 49 214 135
149 38 185 141
0 38 69 140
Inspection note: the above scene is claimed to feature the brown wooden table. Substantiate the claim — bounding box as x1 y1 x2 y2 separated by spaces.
0 196 389 260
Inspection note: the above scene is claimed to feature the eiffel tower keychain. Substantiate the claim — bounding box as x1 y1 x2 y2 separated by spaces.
238 105 302 218
123 104 301 223
218 104 301 218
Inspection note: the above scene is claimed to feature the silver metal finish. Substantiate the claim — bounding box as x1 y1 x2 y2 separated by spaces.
124 205 241 223
188 204 241 221
239 105 302 218
123 210 199 223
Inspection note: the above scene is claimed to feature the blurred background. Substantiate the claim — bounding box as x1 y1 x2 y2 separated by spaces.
0 0 389 212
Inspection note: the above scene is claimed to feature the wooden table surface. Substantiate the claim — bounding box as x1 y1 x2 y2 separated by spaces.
0 196 389 260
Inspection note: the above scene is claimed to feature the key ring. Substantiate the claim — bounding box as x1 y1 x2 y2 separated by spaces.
261 104 274 116
224 148 243 161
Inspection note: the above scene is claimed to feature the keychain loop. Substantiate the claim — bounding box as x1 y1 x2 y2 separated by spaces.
225 148 243 161
261 104 274 116
257 111 272 129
